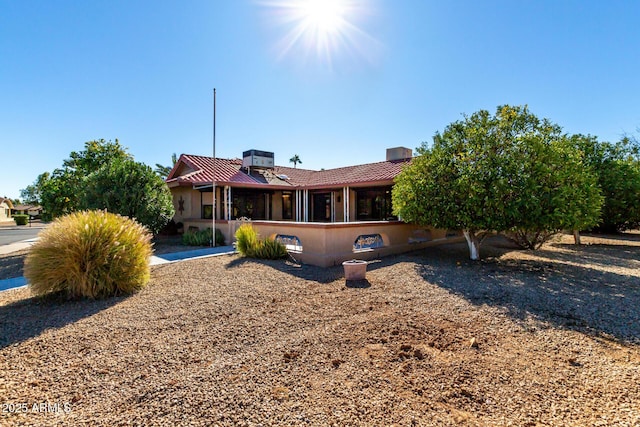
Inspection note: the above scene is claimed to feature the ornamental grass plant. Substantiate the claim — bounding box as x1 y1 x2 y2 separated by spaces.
235 223 287 260
24 210 153 299
235 224 259 256
253 237 288 260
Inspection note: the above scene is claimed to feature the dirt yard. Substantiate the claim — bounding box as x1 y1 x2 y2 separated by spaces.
1 233 639 426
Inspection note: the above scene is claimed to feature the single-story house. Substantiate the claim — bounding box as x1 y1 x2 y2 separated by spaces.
166 147 462 266
12 205 43 218
0 198 14 222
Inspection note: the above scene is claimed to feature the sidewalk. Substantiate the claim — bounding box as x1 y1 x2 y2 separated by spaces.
0 243 236 292
0 220 48 229
0 238 39 255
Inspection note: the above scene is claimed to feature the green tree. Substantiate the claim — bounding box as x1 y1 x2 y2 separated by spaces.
20 172 50 205
155 153 178 179
392 105 602 259
570 135 640 232
81 159 175 234
507 135 603 248
289 154 302 168
33 139 131 218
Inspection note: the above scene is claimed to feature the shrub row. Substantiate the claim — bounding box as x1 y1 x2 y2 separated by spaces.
182 228 225 246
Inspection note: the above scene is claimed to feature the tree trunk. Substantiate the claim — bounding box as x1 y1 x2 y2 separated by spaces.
573 230 581 245
463 230 480 260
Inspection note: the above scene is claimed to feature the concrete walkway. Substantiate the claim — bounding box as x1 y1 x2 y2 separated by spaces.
0 238 39 255
0 241 235 293
150 246 235 264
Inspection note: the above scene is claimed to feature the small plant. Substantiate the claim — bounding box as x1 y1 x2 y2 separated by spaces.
235 224 259 256
235 224 287 260
254 237 288 259
13 214 28 226
182 228 224 246
24 210 152 299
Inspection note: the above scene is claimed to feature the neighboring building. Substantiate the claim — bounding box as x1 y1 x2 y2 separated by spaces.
0 198 14 222
166 147 462 266
12 205 43 218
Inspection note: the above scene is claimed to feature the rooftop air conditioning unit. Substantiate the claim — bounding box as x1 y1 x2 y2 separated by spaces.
386 147 413 161
242 149 274 169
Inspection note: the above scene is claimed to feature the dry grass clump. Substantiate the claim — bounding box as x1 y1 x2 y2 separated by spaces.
235 223 287 259
24 210 152 299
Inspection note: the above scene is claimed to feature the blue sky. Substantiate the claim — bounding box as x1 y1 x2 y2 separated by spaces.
1 0 639 200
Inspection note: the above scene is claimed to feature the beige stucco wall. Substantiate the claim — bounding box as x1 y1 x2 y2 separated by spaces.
175 217 464 267
171 187 196 222
0 202 11 222
245 221 463 267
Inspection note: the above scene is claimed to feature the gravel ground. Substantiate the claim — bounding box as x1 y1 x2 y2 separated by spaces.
1 233 639 426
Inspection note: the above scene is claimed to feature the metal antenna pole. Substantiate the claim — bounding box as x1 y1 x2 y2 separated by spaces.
212 88 216 247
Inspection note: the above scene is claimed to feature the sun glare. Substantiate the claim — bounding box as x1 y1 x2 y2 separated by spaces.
301 0 346 33
261 0 381 70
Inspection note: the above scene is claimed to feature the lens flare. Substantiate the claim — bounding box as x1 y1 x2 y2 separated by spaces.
260 0 382 70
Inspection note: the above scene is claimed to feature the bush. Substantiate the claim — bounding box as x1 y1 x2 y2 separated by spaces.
235 224 287 259
235 224 259 256
81 159 175 234
13 215 29 226
182 228 225 246
253 237 288 259
24 210 152 299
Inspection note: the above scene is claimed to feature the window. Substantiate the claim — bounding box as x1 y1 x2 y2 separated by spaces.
232 190 269 220
282 191 293 220
202 204 213 219
312 193 331 222
356 187 395 221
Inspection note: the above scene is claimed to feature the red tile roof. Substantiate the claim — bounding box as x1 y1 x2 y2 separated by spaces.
303 160 410 189
166 154 410 189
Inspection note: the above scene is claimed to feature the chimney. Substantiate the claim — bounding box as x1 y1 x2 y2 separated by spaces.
386 147 412 161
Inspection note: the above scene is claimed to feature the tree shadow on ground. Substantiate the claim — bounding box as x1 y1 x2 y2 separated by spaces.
583 230 640 242
413 237 640 344
224 254 397 286
0 292 127 349
0 251 27 281
543 242 640 269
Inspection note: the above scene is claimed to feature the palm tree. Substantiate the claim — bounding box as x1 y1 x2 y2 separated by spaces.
155 153 178 179
289 154 302 168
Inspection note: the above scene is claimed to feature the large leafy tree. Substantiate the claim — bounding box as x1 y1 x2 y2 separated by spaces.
21 139 174 233
507 135 603 248
82 159 174 234
570 134 640 232
392 105 603 259
30 139 131 218
20 172 50 205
